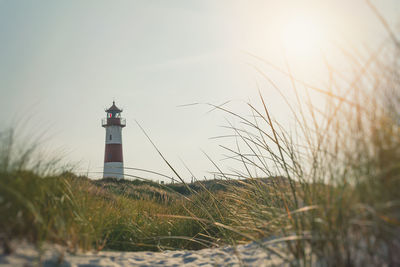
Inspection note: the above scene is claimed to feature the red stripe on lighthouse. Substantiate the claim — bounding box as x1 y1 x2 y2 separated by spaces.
104 144 123 162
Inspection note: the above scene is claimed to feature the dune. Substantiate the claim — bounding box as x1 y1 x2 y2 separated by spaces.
0 240 288 267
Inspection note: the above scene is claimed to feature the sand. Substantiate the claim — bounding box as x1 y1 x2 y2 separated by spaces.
0 240 289 267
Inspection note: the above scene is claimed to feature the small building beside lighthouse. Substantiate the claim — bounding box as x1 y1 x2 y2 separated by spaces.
102 101 126 179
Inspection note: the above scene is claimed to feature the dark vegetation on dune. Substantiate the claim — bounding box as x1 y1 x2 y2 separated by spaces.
0 168 236 252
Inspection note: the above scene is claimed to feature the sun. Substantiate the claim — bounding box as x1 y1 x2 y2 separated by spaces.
281 16 324 57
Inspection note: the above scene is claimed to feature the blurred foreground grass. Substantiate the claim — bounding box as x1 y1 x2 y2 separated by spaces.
0 154 233 252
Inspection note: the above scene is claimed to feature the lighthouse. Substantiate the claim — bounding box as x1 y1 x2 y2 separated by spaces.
102 101 126 179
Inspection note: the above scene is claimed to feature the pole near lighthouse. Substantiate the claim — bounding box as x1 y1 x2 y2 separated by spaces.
102 101 126 179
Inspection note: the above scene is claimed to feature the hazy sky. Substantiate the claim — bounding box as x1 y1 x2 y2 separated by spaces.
0 0 399 181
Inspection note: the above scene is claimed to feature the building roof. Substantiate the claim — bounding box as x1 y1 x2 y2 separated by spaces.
106 101 122 112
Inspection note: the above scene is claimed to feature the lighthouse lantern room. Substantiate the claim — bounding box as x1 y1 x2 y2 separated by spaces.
102 101 126 179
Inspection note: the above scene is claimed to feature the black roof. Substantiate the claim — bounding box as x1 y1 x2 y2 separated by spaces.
106 101 122 112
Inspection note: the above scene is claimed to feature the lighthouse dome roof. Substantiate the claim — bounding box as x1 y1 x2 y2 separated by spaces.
106 101 122 112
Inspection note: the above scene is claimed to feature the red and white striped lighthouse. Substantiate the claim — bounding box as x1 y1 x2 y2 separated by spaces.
102 101 126 179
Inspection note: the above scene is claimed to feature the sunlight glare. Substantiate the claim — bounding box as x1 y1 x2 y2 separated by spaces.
282 16 324 57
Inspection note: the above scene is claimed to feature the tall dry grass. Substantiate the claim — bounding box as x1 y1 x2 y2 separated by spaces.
198 27 400 266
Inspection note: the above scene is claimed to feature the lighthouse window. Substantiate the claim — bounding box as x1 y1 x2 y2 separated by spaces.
109 134 112 140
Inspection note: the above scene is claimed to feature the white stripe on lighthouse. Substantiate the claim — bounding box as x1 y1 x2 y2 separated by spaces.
103 162 124 179
105 126 122 144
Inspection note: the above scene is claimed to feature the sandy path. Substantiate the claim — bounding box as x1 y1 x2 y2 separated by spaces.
0 241 288 266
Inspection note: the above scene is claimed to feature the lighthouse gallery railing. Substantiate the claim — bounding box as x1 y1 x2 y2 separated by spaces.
102 118 126 127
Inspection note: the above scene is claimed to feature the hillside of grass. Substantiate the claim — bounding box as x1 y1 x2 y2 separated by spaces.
92 177 179 203
0 169 230 252
0 154 293 253
165 177 289 195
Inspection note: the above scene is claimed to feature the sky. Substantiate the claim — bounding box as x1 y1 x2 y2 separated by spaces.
0 0 399 181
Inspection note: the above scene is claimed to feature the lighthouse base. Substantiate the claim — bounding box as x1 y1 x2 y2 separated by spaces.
103 162 124 179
